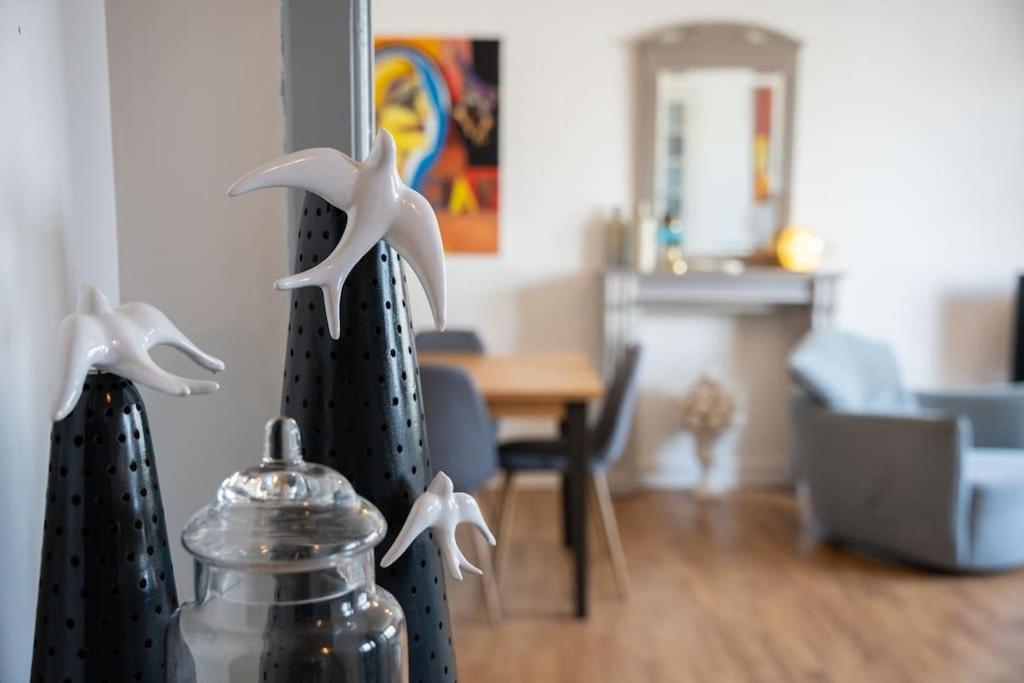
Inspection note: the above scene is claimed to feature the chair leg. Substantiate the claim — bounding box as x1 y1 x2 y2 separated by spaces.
476 480 502 524
495 471 519 589
471 525 503 627
590 472 630 600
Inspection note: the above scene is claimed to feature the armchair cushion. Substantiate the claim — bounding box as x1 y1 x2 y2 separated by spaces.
790 329 915 412
965 448 1024 569
917 387 1024 449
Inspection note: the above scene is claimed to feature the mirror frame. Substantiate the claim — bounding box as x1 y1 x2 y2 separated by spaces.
634 22 800 256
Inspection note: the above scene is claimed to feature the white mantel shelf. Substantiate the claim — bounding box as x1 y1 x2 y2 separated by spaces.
612 267 837 305
602 267 839 372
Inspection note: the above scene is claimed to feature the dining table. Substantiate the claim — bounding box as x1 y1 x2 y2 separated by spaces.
418 351 605 618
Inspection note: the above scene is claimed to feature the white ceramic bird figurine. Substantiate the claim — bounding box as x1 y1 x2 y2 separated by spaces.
227 129 447 340
380 472 496 581
52 284 225 421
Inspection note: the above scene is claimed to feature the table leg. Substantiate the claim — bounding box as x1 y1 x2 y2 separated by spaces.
566 401 588 618
561 473 573 547
559 421 573 547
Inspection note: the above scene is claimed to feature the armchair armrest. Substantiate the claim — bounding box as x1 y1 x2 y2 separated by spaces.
916 386 1024 449
792 402 971 568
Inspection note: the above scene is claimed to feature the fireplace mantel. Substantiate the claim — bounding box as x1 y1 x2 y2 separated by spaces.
602 267 838 372
602 266 840 491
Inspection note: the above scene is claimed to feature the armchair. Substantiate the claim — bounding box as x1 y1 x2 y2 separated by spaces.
790 329 1024 571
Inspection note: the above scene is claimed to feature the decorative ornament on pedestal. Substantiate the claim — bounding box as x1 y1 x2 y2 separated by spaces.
229 127 475 681
680 373 742 499
32 284 223 682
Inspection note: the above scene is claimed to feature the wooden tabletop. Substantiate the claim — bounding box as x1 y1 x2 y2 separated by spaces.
418 352 605 419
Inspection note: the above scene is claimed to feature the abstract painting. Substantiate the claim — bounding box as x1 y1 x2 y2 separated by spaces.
375 38 500 253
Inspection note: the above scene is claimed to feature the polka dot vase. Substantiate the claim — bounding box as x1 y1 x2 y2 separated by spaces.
281 194 458 683
31 374 178 683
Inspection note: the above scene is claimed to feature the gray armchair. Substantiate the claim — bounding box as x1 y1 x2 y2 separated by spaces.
790 329 1024 571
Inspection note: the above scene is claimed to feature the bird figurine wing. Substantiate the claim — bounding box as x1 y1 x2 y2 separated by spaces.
390 189 447 331
51 284 224 422
454 492 497 546
119 302 226 374
227 147 361 209
111 360 201 398
52 315 107 421
380 491 441 569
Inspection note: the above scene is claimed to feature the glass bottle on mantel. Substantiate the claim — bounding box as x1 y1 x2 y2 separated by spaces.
605 207 628 266
167 417 405 683
634 202 659 273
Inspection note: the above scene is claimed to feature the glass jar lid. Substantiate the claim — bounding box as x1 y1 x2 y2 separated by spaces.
182 417 386 572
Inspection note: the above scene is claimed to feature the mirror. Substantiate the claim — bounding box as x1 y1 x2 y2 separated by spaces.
635 23 799 259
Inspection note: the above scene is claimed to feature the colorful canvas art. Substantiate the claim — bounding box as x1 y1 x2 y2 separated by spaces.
375 38 500 253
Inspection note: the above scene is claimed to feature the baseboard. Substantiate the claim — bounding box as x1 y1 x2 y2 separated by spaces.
483 457 791 493
637 450 791 490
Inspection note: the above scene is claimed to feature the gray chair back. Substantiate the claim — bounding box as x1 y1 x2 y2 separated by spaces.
420 364 498 493
416 329 486 353
592 345 643 467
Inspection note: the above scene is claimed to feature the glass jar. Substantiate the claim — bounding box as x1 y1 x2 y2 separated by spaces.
167 417 406 682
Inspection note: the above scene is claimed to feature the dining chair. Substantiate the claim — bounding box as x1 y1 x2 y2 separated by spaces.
415 329 486 353
416 328 500 439
419 363 503 625
495 345 642 601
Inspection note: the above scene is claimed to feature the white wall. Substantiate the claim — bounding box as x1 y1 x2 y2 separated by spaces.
99 0 1024 611
376 0 1024 486
105 0 287 597
0 0 119 679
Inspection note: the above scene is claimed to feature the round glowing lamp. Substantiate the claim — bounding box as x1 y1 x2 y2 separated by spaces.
776 226 824 273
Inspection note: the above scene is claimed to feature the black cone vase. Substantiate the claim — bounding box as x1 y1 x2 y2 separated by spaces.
280 193 458 683
31 373 178 682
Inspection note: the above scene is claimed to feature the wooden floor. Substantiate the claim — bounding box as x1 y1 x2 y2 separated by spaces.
447 489 1024 682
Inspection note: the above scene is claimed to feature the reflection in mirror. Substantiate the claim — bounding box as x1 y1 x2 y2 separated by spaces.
635 23 800 263
654 68 785 256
